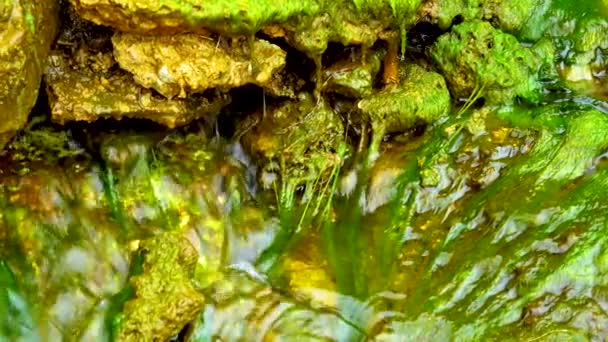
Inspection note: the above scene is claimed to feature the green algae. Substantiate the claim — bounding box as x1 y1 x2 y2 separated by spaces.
0 260 38 341
428 0 540 33
6 0 608 340
323 49 385 98
71 0 424 58
431 20 555 105
241 93 346 187
358 63 451 138
118 232 204 341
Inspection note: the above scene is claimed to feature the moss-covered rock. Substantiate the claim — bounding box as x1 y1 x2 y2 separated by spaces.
69 0 320 36
241 93 346 185
112 33 287 99
45 49 230 127
422 0 541 34
118 232 205 341
323 49 384 98
358 64 451 135
560 18 608 83
70 0 423 57
431 20 554 105
0 0 58 149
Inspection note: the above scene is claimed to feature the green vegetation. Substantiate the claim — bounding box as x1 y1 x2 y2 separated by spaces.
431 20 555 105
2 0 608 340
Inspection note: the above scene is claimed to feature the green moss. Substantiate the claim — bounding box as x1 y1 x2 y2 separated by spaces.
431 20 554 105
71 0 319 35
537 110 608 182
324 49 384 98
429 0 539 33
241 93 346 186
118 233 204 341
6 123 87 164
358 64 451 136
72 0 425 58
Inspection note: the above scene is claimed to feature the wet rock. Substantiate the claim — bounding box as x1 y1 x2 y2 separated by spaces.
240 93 346 185
263 68 307 99
0 154 129 340
323 49 384 98
422 0 540 33
68 0 319 36
0 0 58 149
188 271 360 341
431 20 554 105
44 49 230 127
112 33 287 99
560 18 608 94
118 232 205 341
0 125 264 340
358 64 450 136
70 0 423 59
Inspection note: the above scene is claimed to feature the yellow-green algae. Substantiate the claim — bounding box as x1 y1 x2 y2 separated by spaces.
4 0 608 341
117 232 204 341
70 0 423 56
431 20 555 105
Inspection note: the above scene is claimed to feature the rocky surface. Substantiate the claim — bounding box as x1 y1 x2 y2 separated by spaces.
0 0 58 149
118 233 205 341
4 0 608 341
112 33 287 99
431 20 555 105
241 93 346 186
45 48 230 127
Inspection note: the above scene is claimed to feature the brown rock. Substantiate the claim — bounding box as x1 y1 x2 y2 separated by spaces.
112 33 287 99
0 0 58 149
45 49 230 127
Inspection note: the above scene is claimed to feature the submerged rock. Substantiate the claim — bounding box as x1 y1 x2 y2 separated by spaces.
559 18 608 96
0 126 260 339
45 49 230 127
431 20 554 105
118 233 205 341
112 33 287 99
0 0 58 149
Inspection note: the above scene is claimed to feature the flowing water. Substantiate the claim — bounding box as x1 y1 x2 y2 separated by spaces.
3 1 608 341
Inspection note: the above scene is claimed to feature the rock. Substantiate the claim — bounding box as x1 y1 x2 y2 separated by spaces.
358 64 451 135
68 0 319 36
0 0 58 149
118 233 205 341
112 33 287 99
45 49 230 127
323 49 384 98
70 0 423 58
560 18 608 91
431 20 554 105
240 93 346 185
421 0 540 33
